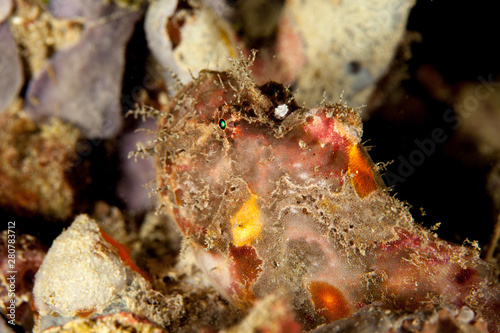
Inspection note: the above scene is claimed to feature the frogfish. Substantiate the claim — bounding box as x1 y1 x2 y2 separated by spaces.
151 60 500 331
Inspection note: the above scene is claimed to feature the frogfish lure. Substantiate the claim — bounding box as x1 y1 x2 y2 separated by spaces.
153 62 500 331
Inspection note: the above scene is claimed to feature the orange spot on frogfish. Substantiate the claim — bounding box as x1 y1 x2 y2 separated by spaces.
308 281 351 323
230 193 262 246
348 144 378 198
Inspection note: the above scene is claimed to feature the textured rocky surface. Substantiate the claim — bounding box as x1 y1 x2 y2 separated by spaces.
145 0 238 92
0 0 12 22
33 214 178 332
0 316 15 333
32 213 243 333
144 0 415 109
0 110 82 219
284 0 416 108
23 0 143 139
309 304 489 333
40 312 165 333
0 22 23 113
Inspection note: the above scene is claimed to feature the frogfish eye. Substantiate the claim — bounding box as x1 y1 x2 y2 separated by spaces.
219 119 227 130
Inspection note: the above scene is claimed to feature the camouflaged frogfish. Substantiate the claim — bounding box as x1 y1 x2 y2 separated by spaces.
153 62 500 331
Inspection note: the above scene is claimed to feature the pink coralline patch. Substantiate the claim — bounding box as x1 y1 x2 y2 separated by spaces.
379 229 453 265
379 229 424 252
304 114 351 147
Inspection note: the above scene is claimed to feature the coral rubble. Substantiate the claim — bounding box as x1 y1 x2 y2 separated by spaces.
0 111 82 219
23 0 143 139
309 304 489 333
41 312 165 333
32 214 242 332
144 0 416 109
33 214 178 331
145 0 238 92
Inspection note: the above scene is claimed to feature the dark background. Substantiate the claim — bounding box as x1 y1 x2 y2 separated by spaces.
365 0 500 248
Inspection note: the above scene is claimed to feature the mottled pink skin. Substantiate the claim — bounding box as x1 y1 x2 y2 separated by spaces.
374 230 500 325
156 70 500 331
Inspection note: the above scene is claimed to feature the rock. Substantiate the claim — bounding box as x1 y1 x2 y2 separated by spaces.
285 0 416 108
144 0 415 110
0 0 12 22
41 312 165 333
33 214 181 332
25 0 143 139
222 295 302 333
0 111 82 220
0 22 23 113
0 315 15 333
145 0 238 92
309 304 489 333
33 215 130 318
